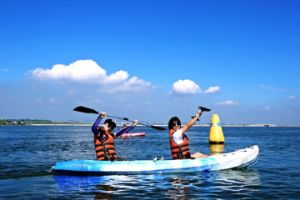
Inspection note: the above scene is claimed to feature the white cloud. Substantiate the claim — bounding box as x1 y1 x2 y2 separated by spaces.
259 84 287 92
35 98 43 103
30 60 129 84
143 102 151 105
146 108 162 112
48 98 57 103
125 76 151 86
94 99 103 103
205 86 220 94
172 79 201 94
260 106 271 111
215 100 238 105
288 95 296 99
283 110 293 116
9 96 19 101
65 89 77 95
98 76 152 93
28 59 155 93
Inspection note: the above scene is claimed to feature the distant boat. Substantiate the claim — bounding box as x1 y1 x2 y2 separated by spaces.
119 132 146 138
264 125 270 127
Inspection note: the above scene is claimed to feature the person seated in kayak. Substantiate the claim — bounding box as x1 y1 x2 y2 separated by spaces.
168 110 208 159
92 112 138 161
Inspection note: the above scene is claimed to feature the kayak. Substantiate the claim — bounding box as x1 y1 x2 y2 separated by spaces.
52 145 259 175
119 132 146 138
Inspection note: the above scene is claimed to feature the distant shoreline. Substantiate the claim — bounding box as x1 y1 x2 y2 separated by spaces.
24 124 300 127
2 120 299 127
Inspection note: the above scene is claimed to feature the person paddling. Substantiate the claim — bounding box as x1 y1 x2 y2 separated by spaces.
92 112 138 161
168 110 208 159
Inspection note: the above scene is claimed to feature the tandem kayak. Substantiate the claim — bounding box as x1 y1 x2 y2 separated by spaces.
52 145 259 175
119 132 146 138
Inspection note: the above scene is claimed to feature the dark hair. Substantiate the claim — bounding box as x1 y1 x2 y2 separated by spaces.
168 116 181 130
104 119 116 130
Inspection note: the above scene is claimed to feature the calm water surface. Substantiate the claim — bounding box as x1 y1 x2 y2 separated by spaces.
0 126 299 199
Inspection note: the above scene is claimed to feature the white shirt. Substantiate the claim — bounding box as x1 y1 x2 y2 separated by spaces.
172 128 184 145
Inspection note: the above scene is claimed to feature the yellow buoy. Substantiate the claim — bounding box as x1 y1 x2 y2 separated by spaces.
209 114 225 144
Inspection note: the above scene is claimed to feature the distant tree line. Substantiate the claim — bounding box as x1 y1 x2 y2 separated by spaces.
0 119 52 125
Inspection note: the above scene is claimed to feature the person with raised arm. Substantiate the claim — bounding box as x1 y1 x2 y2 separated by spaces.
92 112 138 161
168 110 208 160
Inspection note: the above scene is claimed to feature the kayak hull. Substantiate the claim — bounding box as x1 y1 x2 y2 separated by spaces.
119 132 146 138
52 145 259 175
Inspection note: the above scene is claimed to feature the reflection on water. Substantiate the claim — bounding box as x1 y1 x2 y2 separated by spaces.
94 185 114 200
53 169 261 199
214 169 261 188
209 144 225 156
166 176 191 200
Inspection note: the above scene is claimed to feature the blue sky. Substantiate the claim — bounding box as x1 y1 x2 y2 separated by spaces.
0 0 299 125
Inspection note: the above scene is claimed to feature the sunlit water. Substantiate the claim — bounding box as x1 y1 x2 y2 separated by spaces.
0 126 299 199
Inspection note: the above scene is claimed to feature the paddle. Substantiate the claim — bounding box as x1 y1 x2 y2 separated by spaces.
198 106 211 112
191 106 211 121
73 106 166 130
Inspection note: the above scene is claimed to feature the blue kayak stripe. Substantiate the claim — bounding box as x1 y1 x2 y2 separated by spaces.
53 157 219 175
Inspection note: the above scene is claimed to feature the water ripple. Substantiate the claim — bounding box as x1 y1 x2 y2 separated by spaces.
0 126 300 199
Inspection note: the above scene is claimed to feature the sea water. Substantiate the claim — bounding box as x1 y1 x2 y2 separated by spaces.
0 126 299 199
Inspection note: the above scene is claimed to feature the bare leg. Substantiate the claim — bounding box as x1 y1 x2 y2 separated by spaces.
191 152 209 158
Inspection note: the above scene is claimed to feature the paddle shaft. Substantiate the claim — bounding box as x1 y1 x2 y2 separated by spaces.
191 106 211 121
108 114 165 130
73 106 166 130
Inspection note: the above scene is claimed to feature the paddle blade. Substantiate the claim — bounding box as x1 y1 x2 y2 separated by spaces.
198 106 211 112
73 106 99 114
150 125 167 130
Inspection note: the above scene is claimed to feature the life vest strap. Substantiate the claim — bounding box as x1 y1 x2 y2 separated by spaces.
95 143 114 148
96 148 116 153
97 153 117 159
171 144 189 150
172 148 190 155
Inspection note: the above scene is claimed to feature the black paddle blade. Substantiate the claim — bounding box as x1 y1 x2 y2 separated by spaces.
150 125 167 130
73 106 99 114
198 106 211 112
191 116 200 121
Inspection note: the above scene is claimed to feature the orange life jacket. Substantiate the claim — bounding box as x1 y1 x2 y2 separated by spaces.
169 129 191 160
94 128 117 161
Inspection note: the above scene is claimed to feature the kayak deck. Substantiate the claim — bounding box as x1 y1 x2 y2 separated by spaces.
52 145 259 175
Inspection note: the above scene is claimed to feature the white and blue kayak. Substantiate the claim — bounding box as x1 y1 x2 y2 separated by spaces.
52 145 259 175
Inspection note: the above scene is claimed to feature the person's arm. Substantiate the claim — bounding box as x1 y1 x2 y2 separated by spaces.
182 110 202 134
113 120 138 138
91 112 107 137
